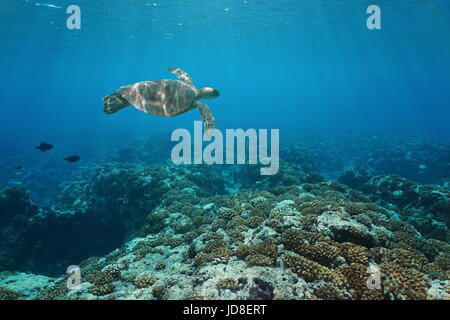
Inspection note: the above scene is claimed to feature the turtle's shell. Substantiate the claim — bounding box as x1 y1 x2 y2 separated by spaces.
118 79 197 117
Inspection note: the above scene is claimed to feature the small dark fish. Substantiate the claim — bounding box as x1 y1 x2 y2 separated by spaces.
15 166 23 170
65 156 80 163
36 142 53 152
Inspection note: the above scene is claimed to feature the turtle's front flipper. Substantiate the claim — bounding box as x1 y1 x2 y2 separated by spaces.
168 67 194 86
195 102 215 139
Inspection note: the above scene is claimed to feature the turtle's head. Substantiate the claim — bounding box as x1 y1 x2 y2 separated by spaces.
197 87 220 100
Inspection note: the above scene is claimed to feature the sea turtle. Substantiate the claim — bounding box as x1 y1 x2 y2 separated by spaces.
103 67 220 137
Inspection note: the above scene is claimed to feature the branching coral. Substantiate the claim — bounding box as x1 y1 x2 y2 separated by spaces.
339 242 369 265
89 283 115 296
0 287 24 300
283 254 345 287
381 263 430 300
152 284 167 299
133 275 156 288
314 283 347 300
235 239 278 267
216 278 239 291
336 263 384 300
194 245 233 267
87 272 116 296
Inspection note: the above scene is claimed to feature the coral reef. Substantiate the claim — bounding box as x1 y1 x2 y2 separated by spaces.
0 287 23 300
0 142 449 300
0 186 125 276
364 175 450 241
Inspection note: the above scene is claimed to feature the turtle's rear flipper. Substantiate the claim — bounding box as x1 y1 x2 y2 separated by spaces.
103 93 129 114
168 67 194 86
195 102 215 139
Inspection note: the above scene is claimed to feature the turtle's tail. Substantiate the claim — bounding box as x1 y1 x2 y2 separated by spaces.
103 93 129 114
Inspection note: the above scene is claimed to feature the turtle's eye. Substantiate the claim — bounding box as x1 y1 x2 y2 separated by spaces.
214 90 220 97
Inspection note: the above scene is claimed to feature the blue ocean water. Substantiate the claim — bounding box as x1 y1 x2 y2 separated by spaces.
1 0 450 141
0 0 450 300
1 0 449 201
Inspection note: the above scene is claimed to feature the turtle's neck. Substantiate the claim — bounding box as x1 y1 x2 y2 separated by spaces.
196 88 208 100
196 87 217 100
